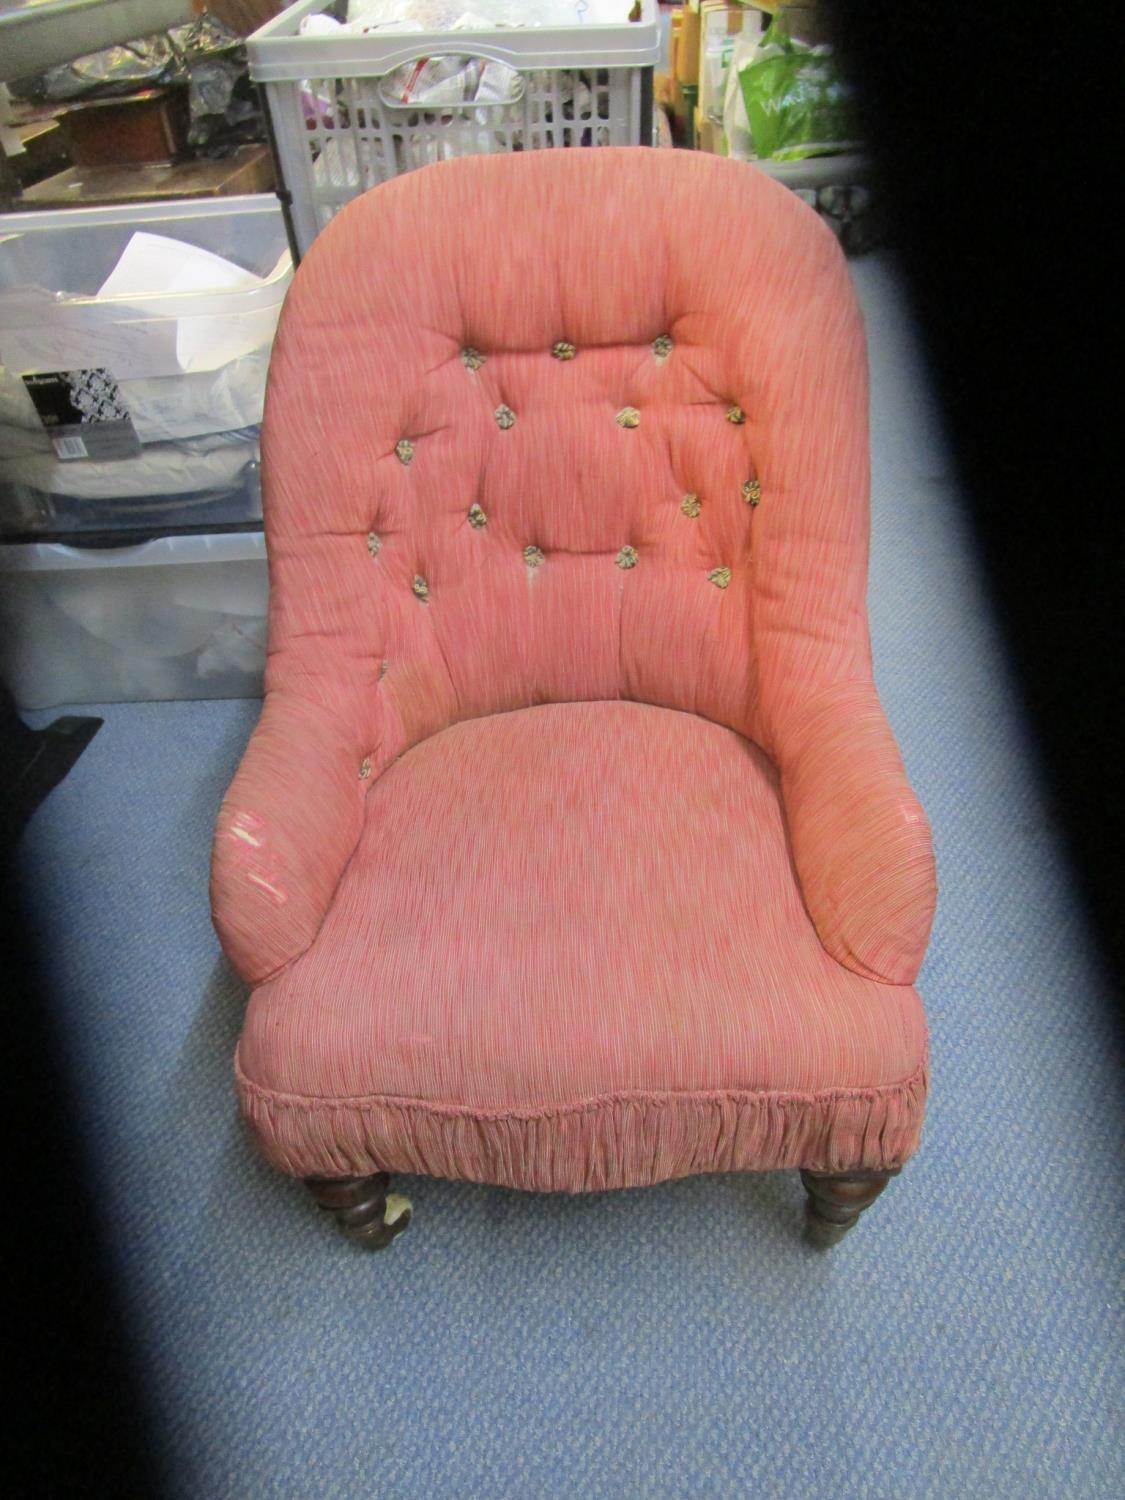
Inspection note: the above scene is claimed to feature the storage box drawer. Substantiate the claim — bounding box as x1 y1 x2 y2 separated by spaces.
0 194 291 538
0 531 268 708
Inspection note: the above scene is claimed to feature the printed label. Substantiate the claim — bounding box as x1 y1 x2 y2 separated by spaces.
21 369 141 461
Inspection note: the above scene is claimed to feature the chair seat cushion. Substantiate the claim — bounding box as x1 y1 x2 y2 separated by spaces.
236 702 927 1191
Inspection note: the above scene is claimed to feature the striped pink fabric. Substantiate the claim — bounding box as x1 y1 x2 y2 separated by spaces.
211 148 936 1190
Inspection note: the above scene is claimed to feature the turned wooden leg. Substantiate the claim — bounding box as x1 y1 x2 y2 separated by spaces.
304 1172 412 1251
800 1167 900 1248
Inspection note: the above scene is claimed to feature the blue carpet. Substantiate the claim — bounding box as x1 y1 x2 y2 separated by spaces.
23 255 1125 1499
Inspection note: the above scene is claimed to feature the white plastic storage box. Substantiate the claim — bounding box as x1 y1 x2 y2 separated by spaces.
0 532 269 709
248 0 661 257
0 195 292 542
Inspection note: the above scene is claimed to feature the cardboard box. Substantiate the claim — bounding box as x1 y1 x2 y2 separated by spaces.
191 1 286 36
778 3 836 47
674 4 702 86
20 144 274 208
744 3 836 46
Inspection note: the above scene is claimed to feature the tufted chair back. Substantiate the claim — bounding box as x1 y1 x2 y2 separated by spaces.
260 148 871 774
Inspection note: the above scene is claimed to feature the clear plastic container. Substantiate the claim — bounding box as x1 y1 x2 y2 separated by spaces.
0 194 292 541
0 530 268 708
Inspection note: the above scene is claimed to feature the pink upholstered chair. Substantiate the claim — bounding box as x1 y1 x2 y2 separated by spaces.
211 148 936 1251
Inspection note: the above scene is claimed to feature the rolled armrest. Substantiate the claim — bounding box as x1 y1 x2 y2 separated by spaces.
210 692 371 986
777 680 936 985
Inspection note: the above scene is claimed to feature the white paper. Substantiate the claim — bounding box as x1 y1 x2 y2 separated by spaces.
96 232 285 375
0 235 290 380
96 231 264 301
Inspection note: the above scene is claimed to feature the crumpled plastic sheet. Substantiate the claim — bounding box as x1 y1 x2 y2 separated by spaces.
7 14 263 153
9 15 242 104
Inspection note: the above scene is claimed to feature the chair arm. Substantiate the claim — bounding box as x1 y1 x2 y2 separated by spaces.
776 680 936 985
210 692 371 986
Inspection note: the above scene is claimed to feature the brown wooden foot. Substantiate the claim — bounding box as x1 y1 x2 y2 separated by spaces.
304 1172 412 1251
800 1167 900 1248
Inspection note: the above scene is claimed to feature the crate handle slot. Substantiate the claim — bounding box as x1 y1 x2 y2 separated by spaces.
374 53 527 111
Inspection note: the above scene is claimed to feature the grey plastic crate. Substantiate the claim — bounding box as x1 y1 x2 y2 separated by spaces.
248 0 660 257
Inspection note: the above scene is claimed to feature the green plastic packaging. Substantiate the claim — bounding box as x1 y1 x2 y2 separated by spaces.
738 15 862 162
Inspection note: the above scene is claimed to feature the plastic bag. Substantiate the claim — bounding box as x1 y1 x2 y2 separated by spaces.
7 15 262 157
720 26 758 160
8 36 179 103
9 15 239 104
734 14 861 162
382 55 522 105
